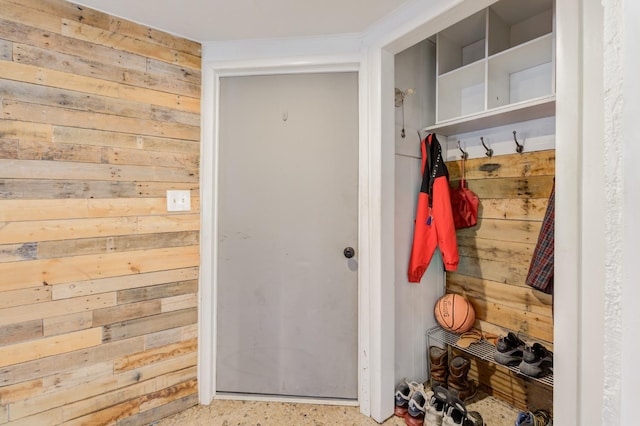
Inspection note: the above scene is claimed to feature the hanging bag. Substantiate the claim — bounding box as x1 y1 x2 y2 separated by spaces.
450 155 479 229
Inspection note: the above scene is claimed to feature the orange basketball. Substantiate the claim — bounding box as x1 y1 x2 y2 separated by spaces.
434 293 475 333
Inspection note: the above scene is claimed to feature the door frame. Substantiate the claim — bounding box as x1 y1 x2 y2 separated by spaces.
199 53 377 412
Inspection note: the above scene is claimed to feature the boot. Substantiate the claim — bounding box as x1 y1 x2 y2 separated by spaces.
447 356 477 402
429 346 448 390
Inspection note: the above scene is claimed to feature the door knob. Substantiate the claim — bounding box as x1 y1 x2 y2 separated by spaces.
343 247 355 259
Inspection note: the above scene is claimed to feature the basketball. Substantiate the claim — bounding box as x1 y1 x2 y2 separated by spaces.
434 293 475 333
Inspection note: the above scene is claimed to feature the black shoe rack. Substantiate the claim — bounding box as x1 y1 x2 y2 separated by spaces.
426 325 553 387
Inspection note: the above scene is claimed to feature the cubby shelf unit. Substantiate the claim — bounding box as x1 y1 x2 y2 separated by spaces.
428 0 555 136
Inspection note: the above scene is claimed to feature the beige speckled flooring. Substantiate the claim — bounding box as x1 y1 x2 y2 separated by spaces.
157 390 520 425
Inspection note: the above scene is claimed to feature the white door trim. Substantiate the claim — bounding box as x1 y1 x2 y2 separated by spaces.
198 53 378 415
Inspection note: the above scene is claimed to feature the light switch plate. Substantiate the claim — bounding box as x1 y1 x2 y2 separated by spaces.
166 190 191 212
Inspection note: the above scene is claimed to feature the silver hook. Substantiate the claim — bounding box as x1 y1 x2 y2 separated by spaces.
513 130 524 153
457 140 468 160
480 137 493 158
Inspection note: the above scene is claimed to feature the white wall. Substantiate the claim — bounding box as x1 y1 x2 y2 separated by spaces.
393 40 444 385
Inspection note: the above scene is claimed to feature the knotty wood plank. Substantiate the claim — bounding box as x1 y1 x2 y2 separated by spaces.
472 298 553 342
457 255 529 286
0 120 52 143
37 231 199 261
144 324 198 350
13 43 199 98
0 0 62 33
0 79 199 127
12 352 194 421
61 372 197 424
140 378 197 412
117 279 198 304
109 18 201 57
3 100 200 141
61 19 201 71
0 336 145 387
63 399 140 426
0 179 136 200
0 18 147 72
464 175 554 199
0 319 42 345
457 218 542 244
136 214 200 234
11 372 155 421
42 311 92 336
0 293 116 326
0 286 50 309
53 126 200 154
5 407 62 426
40 360 113 393
447 273 552 315
477 197 549 221
456 236 535 265
0 159 197 183
93 299 162 327
114 338 197 372
446 150 555 180
52 267 199 299
0 198 200 221
17 140 102 163
147 58 202 85
0 139 18 159
0 216 138 245
0 242 37 262
0 61 199 113
161 293 198 313
3 0 112 31
0 245 199 292
0 39 11 60
115 393 198 426
101 146 199 169
102 308 197 342
0 327 102 368
0 379 42 404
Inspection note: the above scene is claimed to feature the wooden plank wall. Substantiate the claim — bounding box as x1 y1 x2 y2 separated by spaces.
0 0 201 424
445 150 555 411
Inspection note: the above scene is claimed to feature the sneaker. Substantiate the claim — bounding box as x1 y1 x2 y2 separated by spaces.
441 395 484 426
494 332 526 366
406 385 431 426
395 379 422 417
515 409 552 426
518 343 553 378
425 386 448 426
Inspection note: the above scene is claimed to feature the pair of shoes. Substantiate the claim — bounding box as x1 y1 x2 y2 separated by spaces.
395 379 423 418
515 409 552 426
519 343 553 378
406 384 433 426
424 386 448 426
424 387 483 426
429 347 477 402
494 334 553 378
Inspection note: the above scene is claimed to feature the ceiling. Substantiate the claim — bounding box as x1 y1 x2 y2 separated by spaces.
71 0 413 43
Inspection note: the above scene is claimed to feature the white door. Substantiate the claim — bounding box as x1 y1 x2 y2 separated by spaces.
216 72 359 399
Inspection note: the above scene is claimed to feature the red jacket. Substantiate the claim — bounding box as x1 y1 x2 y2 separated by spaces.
408 134 459 283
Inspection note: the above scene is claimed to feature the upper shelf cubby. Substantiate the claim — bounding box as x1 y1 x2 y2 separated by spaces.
430 0 555 136
437 10 486 76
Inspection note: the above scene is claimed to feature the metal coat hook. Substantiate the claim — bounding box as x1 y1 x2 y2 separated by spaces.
480 137 493 158
457 140 468 160
513 130 524 153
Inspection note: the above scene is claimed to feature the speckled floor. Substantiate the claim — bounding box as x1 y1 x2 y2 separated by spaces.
157 390 520 425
